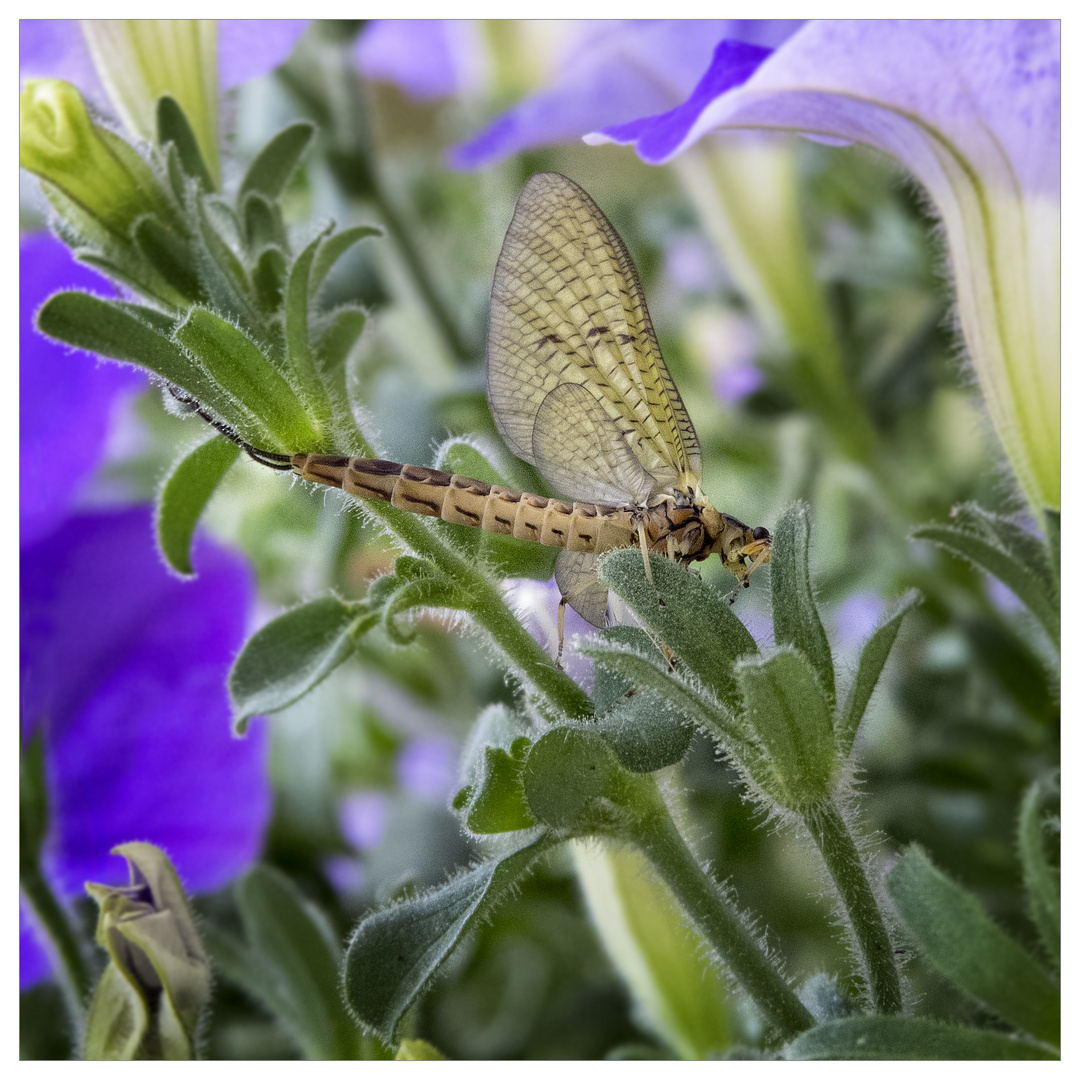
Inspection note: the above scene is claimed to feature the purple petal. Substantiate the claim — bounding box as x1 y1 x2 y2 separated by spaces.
451 20 774 171
20 234 145 547
714 362 765 406
19 19 106 102
832 592 888 650
339 792 387 851
217 20 308 90
20 903 52 992
593 20 1059 197
596 40 772 164
21 508 270 910
396 736 458 802
356 20 483 101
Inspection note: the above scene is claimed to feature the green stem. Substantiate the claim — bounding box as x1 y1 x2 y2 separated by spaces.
357 494 593 720
620 774 815 1041
369 185 474 366
280 30 474 367
21 864 91 1033
804 801 903 1014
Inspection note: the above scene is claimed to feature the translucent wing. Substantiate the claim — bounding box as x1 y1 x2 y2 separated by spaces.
487 172 702 507
554 551 608 629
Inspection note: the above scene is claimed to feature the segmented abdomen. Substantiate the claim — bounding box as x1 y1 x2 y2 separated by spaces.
291 454 635 554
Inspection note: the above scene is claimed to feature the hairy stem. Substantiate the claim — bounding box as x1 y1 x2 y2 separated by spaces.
619 774 815 1041
21 864 91 1036
804 801 903 1014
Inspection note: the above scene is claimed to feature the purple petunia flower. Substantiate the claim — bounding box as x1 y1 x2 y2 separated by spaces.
356 19 487 102
20 234 145 547
20 508 271 989
449 20 799 170
589 20 1061 516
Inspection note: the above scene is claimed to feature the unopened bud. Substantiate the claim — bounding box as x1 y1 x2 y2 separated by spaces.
84 843 210 1060
20 79 167 240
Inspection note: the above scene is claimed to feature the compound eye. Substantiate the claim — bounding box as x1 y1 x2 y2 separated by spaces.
752 526 771 541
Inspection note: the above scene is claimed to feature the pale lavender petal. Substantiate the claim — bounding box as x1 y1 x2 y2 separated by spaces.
356 19 483 101
596 39 772 164
714 362 764 405
504 577 595 692
833 591 888 650
217 20 308 89
21 508 270 904
20 234 145 547
452 20 752 170
397 736 458 802
339 791 387 851
19 19 105 101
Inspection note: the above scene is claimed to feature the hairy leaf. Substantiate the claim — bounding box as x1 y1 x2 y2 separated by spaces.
204 866 362 1059
784 1016 1057 1060
598 549 757 709
1018 779 1060 969
735 649 837 810
770 503 835 702
239 122 315 201
155 96 214 192
156 434 240 575
886 846 1059 1045
342 832 559 1042
229 596 373 733
836 590 920 756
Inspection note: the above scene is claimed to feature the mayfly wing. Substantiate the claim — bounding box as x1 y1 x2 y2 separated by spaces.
487 172 703 507
554 551 608 628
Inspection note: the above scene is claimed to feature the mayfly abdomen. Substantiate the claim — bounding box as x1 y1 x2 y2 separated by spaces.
291 453 635 554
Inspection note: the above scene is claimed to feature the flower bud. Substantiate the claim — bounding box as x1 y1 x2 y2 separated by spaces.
83 843 210 1060
20 78 167 240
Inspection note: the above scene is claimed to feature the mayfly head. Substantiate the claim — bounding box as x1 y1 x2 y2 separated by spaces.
712 512 772 589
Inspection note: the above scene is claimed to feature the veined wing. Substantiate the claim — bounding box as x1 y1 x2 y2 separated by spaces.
487 172 702 507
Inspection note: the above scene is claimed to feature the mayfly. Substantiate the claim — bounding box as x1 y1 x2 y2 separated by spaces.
237 173 771 637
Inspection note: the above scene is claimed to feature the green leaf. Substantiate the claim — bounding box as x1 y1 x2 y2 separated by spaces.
598 549 758 709
37 292 242 424
314 306 367 375
593 627 655 709
522 728 619 829
252 246 287 313
155 96 214 192
239 122 315 201
464 740 535 834
342 832 559 1042
579 634 749 758
783 1017 1057 1060
310 224 381 294
241 191 286 253
912 514 1059 648
836 590 920 757
594 689 692 775
132 215 203 305
770 502 835 703
283 230 335 429
173 307 318 448
1044 508 1060 589
886 846 1059 1045
734 649 837 810
189 195 265 342
204 866 362 1060
1018 778 1060 969
380 575 472 646
228 596 373 733
156 434 241 576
